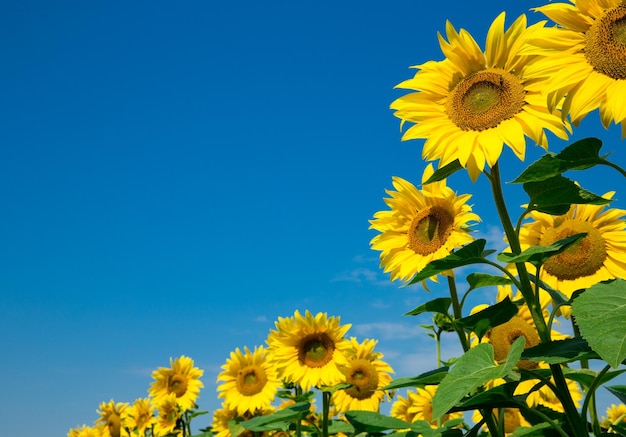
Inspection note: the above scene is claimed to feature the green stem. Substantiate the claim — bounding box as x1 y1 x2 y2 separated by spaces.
601 160 626 179
581 364 611 436
322 391 331 437
447 275 469 352
295 385 302 437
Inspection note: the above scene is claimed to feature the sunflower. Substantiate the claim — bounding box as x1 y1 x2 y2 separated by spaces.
95 400 128 437
390 13 570 181
266 310 352 392
68 424 107 437
149 355 204 411
516 362 583 413
217 345 281 416
369 164 480 284
471 408 531 435
390 386 463 428
120 398 156 437
153 393 181 437
519 194 626 316
603 404 626 431
332 338 394 413
531 0 626 135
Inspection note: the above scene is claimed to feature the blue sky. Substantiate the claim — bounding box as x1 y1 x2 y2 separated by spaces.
2 1 626 436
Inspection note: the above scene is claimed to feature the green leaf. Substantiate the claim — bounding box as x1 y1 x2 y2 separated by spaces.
382 367 449 390
562 368 626 389
408 239 495 284
405 297 452 316
328 420 355 435
423 159 463 184
497 233 586 265
523 175 611 215
319 383 352 393
520 337 598 364
451 381 520 411
510 423 553 437
571 279 626 368
344 411 412 434
456 297 518 339
512 138 604 183
466 273 512 291
240 402 311 431
431 337 525 420
607 385 626 404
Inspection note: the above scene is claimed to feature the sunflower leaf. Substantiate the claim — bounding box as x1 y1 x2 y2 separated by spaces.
606 385 626 405
240 402 311 431
450 381 520 411
382 366 449 390
563 368 626 389
344 411 412 434
408 239 494 285
496 232 586 265
510 423 553 437
512 138 604 183
466 273 512 291
523 175 611 215
520 337 598 364
423 159 463 184
571 279 626 368
431 337 525 420
456 297 518 339
405 297 452 316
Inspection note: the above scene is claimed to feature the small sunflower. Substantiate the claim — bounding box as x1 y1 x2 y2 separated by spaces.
95 400 128 437
266 310 352 392
519 194 626 316
68 424 106 437
603 403 626 430
153 393 182 437
332 338 394 413
531 0 626 135
369 164 480 284
217 345 281 416
391 13 570 181
472 408 531 435
149 355 204 411
390 386 463 428
120 398 156 437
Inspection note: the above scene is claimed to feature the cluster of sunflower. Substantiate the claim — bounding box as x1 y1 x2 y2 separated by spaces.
67 356 205 437
367 0 626 435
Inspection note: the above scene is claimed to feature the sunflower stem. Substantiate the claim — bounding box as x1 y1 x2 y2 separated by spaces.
322 390 331 437
295 385 303 437
601 159 626 179
447 275 469 352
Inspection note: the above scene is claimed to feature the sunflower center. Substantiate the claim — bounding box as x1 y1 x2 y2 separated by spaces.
408 206 454 255
298 333 335 368
540 220 607 280
236 365 268 396
489 316 540 370
168 375 189 397
345 359 379 400
585 5 626 80
446 68 526 131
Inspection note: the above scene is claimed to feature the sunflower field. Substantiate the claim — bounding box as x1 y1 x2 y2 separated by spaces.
68 1 626 436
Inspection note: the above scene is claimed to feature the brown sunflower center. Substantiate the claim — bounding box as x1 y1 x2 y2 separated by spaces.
168 375 189 397
345 359 379 400
540 220 607 280
236 364 268 396
446 68 526 131
408 205 454 255
298 333 335 368
585 5 626 80
489 316 540 370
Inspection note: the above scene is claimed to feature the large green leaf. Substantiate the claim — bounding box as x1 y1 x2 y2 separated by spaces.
497 233 586 266
382 367 449 390
571 279 626 368
344 411 412 434
607 385 626 404
405 297 452 316
423 159 463 184
456 297 518 339
431 337 525 420
563 369 626 389
466 273 513 291
523 175 611 215
520 337 598 364
240 402 310 431
451 381 520 411
512 138 605 183
408 239 495 285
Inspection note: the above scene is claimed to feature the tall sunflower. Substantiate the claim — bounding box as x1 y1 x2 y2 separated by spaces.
519 194 626 316
390 386 463 428
120 398 155 437
369 164 480 284
149 355 204 411
217 345 281 416
266 310 352 392
390 13 570 181
332 338 394 413
153 393 181 437
531 0 626 134
95 400 128 437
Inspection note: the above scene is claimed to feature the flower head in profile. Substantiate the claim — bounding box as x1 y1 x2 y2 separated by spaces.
217 345 281 416
153 393 182 437
391 13 569 181
531 0 626 135
149 355 204 411
519 195 626 316
369 164 480 283
390 386 463 428
266 310 352 392
95 400 128 437
120 398 155 437
332 338 394 413
603 403 626 431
